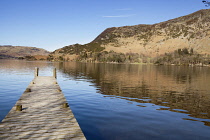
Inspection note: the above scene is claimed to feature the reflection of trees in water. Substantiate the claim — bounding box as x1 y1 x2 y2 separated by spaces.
102 83 210 126
156 66 199 84
60 62 210 126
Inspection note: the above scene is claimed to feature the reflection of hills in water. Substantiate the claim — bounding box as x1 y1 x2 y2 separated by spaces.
59 62 210 126
0 60 54 70
0 60 55 76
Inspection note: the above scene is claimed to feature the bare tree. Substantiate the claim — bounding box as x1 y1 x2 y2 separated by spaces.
202 1 210 6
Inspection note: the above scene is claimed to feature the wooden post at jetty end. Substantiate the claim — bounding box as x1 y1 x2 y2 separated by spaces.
0 68 86 140
34 67 39 77
53 68 57 79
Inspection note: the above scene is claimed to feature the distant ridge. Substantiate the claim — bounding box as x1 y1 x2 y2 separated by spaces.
0 45 50 59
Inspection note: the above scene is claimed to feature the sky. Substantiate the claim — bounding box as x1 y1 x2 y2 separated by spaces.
0 0 208 51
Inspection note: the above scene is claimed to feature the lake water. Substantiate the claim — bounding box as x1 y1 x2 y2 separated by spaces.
0 60 210 140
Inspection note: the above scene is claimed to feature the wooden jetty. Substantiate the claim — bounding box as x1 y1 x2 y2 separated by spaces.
0 68 86 140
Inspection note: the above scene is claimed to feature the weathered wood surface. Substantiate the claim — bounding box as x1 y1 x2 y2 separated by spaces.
0 76 86 140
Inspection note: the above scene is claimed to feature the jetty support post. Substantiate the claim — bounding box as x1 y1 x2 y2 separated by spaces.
53 68 57 79
34 67 39 77
63 103 69 108
16 105 22 111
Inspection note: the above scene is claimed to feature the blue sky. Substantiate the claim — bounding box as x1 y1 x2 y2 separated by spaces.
0 0 208 51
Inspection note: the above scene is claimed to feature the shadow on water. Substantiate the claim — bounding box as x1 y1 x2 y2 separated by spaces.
58 62 210 127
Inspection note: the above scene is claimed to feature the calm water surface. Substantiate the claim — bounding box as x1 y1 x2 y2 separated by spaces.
0 60 210 140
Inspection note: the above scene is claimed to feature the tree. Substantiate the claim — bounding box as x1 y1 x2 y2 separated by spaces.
182 48 189 55
202 1 210 7
190 48 194 54
178 49 182 55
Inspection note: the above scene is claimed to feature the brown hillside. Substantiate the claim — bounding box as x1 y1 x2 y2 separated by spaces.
49 9 210 61
0 45 50 59
96 9 210 57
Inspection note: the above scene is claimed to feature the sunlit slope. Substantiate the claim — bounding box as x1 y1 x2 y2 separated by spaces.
50 9 210 61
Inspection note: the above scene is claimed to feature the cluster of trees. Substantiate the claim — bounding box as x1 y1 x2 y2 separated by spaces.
59 43 105 55
52 50 152 63
155 48 210 66
18 56 37 61
76 50 152 63
18 56 46 61
49 45 210 66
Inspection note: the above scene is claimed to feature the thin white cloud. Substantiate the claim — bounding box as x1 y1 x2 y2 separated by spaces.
116 8 132 11
102 14 136 18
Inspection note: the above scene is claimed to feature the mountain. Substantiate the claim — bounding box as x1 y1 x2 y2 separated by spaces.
49 9 210 63
0 45 50 59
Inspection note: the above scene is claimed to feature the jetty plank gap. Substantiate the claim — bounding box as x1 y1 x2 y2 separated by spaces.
0 68 86 140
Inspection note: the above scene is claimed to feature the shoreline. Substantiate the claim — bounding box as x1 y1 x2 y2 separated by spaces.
1 59 210 67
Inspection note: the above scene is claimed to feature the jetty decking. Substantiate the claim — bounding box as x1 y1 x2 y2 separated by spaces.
0 68 86 140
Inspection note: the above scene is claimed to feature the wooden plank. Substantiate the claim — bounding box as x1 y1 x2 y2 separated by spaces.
0 75 86 140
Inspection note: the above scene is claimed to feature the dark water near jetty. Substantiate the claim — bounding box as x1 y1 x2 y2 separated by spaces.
0 60 210 140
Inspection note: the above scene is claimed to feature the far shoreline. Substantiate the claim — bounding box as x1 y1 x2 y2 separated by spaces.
1 59 210 68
